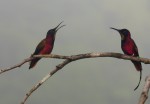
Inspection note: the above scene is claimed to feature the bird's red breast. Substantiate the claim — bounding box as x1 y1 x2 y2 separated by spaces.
122 38 136 55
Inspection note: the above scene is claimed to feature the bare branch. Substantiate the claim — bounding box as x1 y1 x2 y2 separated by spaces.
34 52 150 64
1 52 150 103
0 57 33 74
138 75 150 104
1 52 150 75
20 52 150 104
20 59 71 104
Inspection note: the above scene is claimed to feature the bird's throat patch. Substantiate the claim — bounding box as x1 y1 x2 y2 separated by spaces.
120 34 124 40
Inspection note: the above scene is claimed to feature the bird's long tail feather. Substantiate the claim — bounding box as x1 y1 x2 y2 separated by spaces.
131 61 142 91
134 70 142 91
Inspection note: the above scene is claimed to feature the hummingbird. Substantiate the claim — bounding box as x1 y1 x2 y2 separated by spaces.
110 27 142 90
29 22 65 69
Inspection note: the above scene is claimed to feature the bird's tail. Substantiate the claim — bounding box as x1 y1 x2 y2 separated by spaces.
131 61 142 91
132 61 142 71
29 58 41 69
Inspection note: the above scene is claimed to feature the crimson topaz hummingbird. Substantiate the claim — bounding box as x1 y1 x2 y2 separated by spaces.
29 22 65 69
110 27 142 90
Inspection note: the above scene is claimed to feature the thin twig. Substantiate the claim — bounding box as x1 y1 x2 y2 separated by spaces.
138 75 150 104
0 57 33 74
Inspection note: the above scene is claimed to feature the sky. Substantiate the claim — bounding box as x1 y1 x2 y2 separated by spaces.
0 0 150 104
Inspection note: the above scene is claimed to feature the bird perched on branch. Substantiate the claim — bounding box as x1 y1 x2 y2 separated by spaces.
29 22 65 69
110 27 142 90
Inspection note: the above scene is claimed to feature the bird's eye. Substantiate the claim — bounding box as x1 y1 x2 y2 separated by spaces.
123 30 128 34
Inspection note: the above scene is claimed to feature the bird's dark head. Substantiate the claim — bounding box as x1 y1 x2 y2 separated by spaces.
110 27 131 40
47 21 65 36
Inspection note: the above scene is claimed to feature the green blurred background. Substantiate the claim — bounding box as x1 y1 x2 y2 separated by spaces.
0 0 150 104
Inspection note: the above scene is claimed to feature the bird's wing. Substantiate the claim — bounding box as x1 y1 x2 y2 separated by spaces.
134 45 139 56
32 39 46 56
132 39 139 57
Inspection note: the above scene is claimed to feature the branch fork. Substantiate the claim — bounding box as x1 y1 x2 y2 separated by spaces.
0 52 150 104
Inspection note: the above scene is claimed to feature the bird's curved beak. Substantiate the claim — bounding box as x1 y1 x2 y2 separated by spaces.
54 21 66 32
110 27 120 32
110 27 124 40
